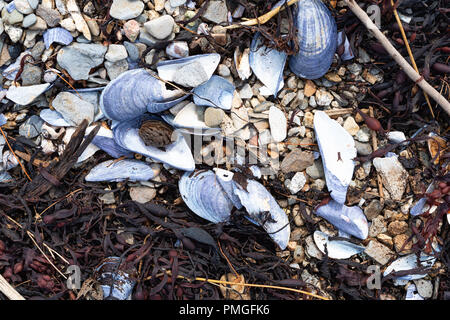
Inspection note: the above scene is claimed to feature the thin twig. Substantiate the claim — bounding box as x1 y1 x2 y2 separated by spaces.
0 274 25 300
0 127 32 181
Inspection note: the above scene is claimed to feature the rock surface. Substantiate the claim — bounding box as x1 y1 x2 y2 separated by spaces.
57 43 107 80
373 156 408 201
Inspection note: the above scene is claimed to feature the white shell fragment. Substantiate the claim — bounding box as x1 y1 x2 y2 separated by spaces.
249 33 287 97
6 84 51 106
315 200 368 240
85 159 160 182
383 253 437 284
234 47 251 80
313 231 365 259
314 111 356 204
43 27 74 49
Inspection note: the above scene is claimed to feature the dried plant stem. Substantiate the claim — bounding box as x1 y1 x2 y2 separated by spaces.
0 127 32 181
225 0 300 30
390 0 435 118
145 270 330 300
369 107 384 200
345 0 450 115
0 274 25 300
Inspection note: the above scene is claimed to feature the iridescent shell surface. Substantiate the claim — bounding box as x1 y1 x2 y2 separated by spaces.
100 69 186 121
289 0 337 79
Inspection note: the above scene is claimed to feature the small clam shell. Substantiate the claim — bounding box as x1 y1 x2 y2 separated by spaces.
91 135 134 159
289 0 337 79
179 170 233 224
166 41 189 59
113 115 195 171
315 200 368 240
314 111 356 204
40 109 73 127
215 170 290 250
193 75 234 110
313 231 365 259
43 27 74 49
249 33 287 97
85 159 160 182
383 253 436 282
100 69 186 121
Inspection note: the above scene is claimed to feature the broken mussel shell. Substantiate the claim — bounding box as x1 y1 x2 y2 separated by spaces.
289 0 337 79
193 75 235 110
313 231 365 259
249 32 287 97
85 159 160 182
179 169 290 250
100 69 187 121
95 256 137 300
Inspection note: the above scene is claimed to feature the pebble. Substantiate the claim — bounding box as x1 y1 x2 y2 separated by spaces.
202 0 228 24
51 92 95 125
304 79 316 97
285 172 306 194
144 15 174 40
364 199 383 220
60 17 76 32
22 13 36 28
373 156 408 201
3 8 24 25
315 89 333 106
105 44 128 62
238 83 253 100
6 83 50 105
393 234 412 254
368 216 387 237
129 186 157 204
19 115 44 138
217 64 230 77
170 0 186 7
109 0 144 20
166 41 189 58
20 63 42 85
342 116 359 135
305 235 324 259
281 149 314 174
36 4 61 27
347 63 362 75
28 16 47 30
306 160 324 179
123 19 140 42
413 279 433 299
57 43 107 80
105 59 128 80
355 141 372 156
5 25 23 43
99 191 115 204
204 107 224 127
376 233 393 249
387 131 407 144
172 61 209 87
387 221 408 236
280 91 296 107
268 106 286 143
355 126 371 142
365 240 395 265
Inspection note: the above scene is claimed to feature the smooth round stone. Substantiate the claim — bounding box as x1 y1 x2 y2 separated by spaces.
14 0 33 14
166 41 189 58
22 13 37 28
268 106 287 142
123 19 140 42
105 44 128 62
144 15 174 40
204 107 224 127
28 0 39 10
3 8 24 24
109 0 144 20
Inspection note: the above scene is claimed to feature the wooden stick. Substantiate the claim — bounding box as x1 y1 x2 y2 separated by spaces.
345 0 450 115
0 274 25 300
